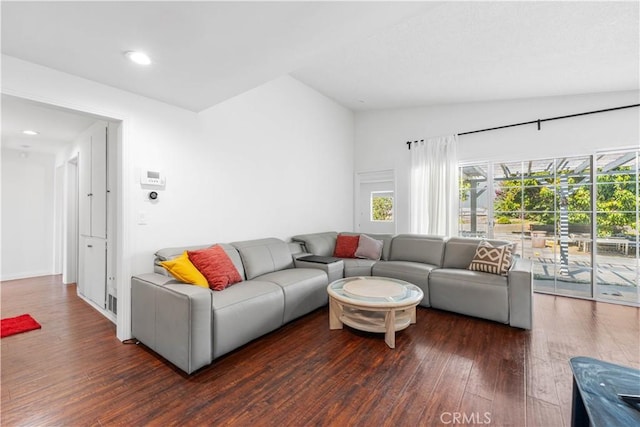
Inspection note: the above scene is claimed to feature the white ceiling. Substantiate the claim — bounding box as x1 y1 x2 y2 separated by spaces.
1 1 429 112
1 95 98 154
3 1 638 113
293 1 640 110
1 1 638 153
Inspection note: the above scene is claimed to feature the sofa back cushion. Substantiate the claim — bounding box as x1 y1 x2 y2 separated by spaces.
155 243 246 280
442 237 512 269
231 238 294 280
341 232 394 261
292 231 394 260
291 232 338 257
354 234 384 260
468 240 514 276
389 234 446 266
155 245 211 262
333 234 360 258
188 245 243 290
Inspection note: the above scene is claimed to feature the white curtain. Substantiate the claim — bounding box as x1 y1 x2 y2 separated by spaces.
410 134 459 236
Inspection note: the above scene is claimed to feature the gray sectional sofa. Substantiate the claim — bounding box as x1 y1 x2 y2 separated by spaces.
291 232 532 330
131 233 532 374
131 238 329 374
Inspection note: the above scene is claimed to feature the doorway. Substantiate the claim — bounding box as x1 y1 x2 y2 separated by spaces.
63 156 79 285
2 93 127 338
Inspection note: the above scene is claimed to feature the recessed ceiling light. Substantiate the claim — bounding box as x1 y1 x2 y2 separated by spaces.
22 130 39 135
125 51 152 66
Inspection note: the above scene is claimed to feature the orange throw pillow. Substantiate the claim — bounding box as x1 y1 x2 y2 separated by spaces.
188 245 242 291
333 234 360 258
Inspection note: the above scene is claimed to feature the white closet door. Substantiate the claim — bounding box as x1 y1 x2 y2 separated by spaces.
78 135 92 237
82 236 106 308
90 123 107 238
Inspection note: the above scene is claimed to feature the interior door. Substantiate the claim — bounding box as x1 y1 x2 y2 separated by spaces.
82 236 106 307
90 123 107 238
78 136 91 237
77 121 108 309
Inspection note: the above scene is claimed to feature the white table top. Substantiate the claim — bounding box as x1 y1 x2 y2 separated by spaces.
328 276 423 308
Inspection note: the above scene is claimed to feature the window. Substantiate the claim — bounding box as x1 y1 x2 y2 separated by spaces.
371 191 394 222
459 149 639 305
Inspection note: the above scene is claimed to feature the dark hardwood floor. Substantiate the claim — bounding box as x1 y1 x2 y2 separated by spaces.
1 275 638 426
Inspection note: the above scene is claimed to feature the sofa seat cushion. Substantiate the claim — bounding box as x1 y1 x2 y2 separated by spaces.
258 268 329 323
371 261 436 307
210 280 284 358
428 268 509 324
342 258 377 277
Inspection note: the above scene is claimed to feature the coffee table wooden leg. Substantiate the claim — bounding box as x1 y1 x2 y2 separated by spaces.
384 310 396 349
329 297 343 330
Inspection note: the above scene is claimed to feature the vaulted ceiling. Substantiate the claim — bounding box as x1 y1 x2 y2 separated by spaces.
3 1 638 113
1 1 638 153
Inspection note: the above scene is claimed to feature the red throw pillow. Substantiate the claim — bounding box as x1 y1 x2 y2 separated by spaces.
188 245 242 291
333 234 360 258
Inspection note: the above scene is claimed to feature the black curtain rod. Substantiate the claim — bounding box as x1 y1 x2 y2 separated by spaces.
406 103 640 150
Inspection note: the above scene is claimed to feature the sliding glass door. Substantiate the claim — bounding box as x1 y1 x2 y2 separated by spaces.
595 151 639 303
459 149 639 305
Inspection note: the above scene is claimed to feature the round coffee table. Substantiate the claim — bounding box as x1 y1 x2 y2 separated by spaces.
327 276 424 348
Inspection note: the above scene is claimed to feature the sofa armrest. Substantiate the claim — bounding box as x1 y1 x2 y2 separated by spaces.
294 258 344 283
507 258 533 329
131 273 212 374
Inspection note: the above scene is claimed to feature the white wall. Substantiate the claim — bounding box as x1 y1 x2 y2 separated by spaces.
355 90 640 233
197 75 354 240
1 55 355 339
126 75 354 252
1 148 56 280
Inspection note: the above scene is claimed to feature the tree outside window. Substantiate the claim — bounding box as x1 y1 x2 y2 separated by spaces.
372 192 394 222
492 162 638 238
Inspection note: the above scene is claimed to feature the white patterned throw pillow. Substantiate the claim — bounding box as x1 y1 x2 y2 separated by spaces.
468 240 514 276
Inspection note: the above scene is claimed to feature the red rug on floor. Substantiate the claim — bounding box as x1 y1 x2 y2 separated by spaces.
1 314 42 338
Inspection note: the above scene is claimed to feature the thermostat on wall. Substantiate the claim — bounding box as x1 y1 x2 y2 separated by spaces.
140 170 165 187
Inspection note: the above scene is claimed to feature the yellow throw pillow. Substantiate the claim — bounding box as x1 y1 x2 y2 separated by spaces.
160 251 208 288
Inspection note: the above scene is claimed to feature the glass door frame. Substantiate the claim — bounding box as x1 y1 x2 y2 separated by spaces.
459 149 639 306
